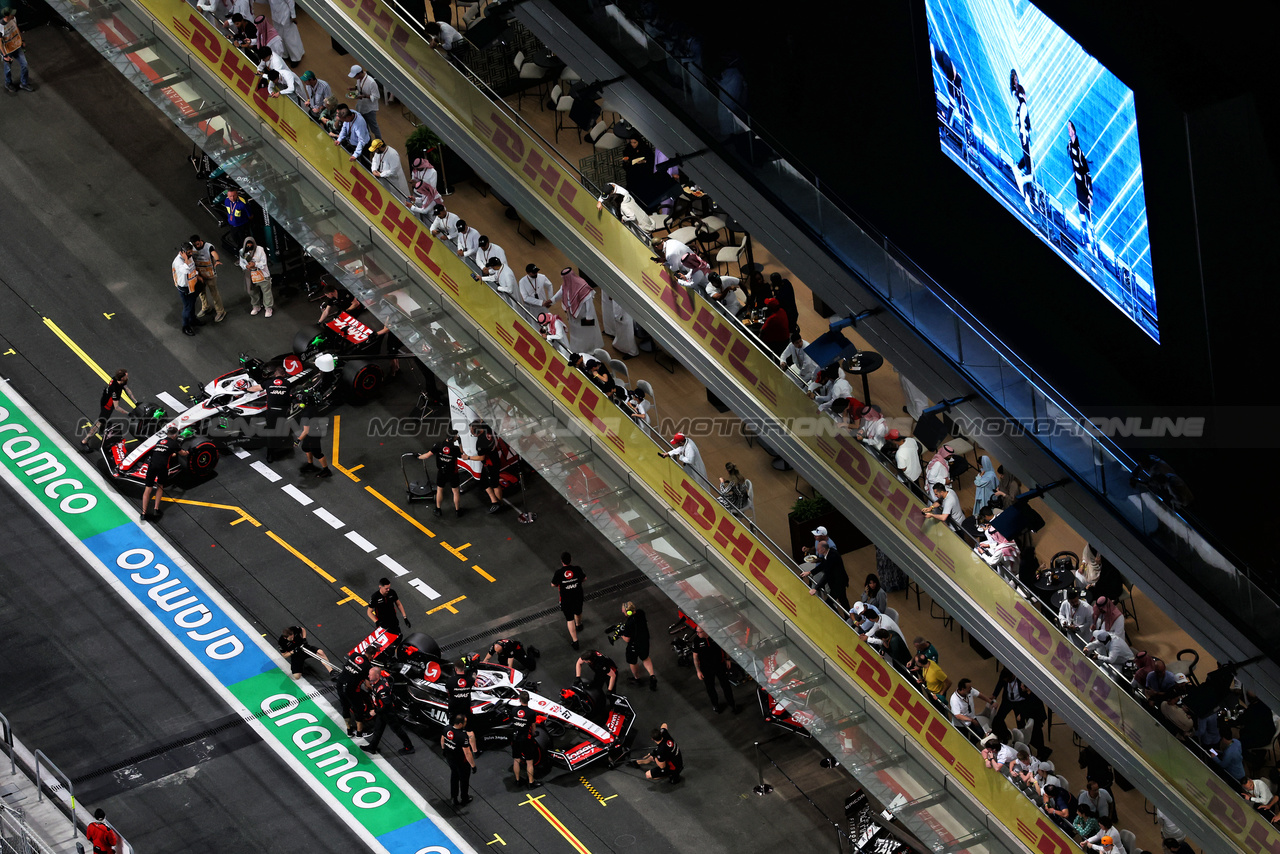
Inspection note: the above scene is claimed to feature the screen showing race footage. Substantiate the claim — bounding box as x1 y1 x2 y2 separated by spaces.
925 0 1159 342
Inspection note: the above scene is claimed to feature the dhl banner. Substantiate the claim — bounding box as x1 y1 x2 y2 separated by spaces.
131 0 1267 848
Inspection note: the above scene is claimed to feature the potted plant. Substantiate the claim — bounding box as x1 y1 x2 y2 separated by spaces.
787 492 870 561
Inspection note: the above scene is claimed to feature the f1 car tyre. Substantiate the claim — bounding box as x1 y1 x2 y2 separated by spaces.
129 399 170 439
341 360 384 403
533 724 554 773
399 632 442 661
294 327 326 359
183 437 220 477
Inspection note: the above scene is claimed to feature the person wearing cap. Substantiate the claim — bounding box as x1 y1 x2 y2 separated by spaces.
659 432 708 482
1084 629 1134 667
475 257 517 310
424 19 463 51
913 652 950 703
429 204 460 241
453 219 481 263
333 104 370 161
266 0 304 65
475 235 507 270
1058 588 1093 632
299 70 330 114
347 64 381 142
1086 834 1125 854
1 6 31 92
369 139 409 199
802 525 838 557
779 332 819 383
800 539 849 610
758 297 790 352
520 264 554 313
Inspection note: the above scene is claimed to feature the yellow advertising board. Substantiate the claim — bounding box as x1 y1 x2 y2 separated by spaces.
130 1 1273 849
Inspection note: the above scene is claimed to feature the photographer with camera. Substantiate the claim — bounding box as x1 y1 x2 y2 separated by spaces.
632 724 683 784
616 601 658 692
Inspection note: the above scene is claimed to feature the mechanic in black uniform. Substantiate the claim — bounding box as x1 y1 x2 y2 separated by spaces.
509 690 542 789
552 552 585 649
440 714 478 808
277 625 334 679
317 280 361 324
692 626 740 714
575 649 618 693
336 647 374 736
81 368 128 451
362 666 414 755
633 724 682 784
295 417 333 478
249 367 292 462
484 638 535 672
419 429 463 518
447 659 474 726
367 577 409 635
467 420 503 514
619 601 658 692
140 426 186 521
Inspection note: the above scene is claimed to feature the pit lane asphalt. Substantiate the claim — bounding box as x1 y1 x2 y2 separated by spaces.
0 22 860 854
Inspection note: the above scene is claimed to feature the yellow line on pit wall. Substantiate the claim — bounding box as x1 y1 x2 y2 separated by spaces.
43 317 136 408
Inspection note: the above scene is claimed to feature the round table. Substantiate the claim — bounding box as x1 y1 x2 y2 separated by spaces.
841 350 884 406
1033 566 1077 596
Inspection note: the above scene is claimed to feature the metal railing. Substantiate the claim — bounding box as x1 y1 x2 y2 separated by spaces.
32 753 72 833
0 713 13 777
0 803 53 854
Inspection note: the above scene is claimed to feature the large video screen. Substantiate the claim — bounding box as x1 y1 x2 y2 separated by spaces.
925 0 1159 341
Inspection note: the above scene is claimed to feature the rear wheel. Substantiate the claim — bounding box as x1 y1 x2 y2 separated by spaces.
183 437 220 477
294 327 325 359
532 725 554 774
341 360 384 403
128 400 169 439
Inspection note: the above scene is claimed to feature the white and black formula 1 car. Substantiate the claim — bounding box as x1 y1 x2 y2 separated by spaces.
352 628 639 772
101 312 388 485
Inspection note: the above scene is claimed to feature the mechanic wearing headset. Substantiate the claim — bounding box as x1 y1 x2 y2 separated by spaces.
619 601 658 692
247 366 291 462
632 724 683 784
419 429 463 518
362 666 414 756
575 649 618 693
510 691 542 789
140 426 187 521
80 368 128 451
484 637 534 671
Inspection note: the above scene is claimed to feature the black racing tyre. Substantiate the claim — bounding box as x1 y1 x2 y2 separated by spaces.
532 725 554 773
294 327 324 358
128 400 169 439
340 360 384 403
183 437 220 477
399 632 442 661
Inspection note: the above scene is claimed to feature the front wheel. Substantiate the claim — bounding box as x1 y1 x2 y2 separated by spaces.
183 437 220 477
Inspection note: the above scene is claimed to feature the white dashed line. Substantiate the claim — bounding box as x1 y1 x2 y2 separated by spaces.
250 461 282 482
345 531 377 553
281 484 313 506
314 507 344 529
376 555 409 577
233 448 251 459
156 391 189 412
408 578 441 600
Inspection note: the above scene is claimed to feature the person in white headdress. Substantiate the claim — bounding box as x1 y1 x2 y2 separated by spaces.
551 267 603 352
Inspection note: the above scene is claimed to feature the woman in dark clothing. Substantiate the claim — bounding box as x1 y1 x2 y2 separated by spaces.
743 268 768 313
621 137 655 193
769 272 799 331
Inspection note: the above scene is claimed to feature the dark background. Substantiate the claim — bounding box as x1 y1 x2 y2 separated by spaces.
617 0 1279 572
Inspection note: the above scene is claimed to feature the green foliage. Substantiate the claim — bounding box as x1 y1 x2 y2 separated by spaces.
789 493 834 524
406 123 444 159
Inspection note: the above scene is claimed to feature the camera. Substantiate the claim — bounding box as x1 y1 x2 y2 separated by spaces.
605 622 625 646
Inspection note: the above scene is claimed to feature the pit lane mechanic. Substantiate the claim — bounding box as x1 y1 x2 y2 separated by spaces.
575 650 618 693
632 724 683 784
509 691 543 789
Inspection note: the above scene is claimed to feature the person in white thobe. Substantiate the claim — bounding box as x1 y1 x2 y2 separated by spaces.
540 312 570 355
656 236 692 276
370 142 409 200
606 291 638 356
410 156 438 190
552 267 603 353
598 183 657 240
430 207 459 241
476 237 506 270
478 260 518 312
600 291 617 337
661 434 707 483
268 0 304 63
705 273 744 315
454 221 481 265
519 265 552 315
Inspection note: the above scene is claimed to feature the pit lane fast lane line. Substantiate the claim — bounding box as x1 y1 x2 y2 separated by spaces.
0 381 478 854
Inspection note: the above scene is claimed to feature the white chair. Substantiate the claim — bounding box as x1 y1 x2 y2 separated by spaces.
513 51 548 110
457 0 481 29
587 120 624 151
548 84 578 143
1013 741 1030 757
592 348 611 368
715 233 748 273
885 607 899 624
635 379 656 425
609 359 630 388
667 225 699 246
561 67 581 84
742 479 755 517
1120 830 1137 854
1009 727 1025 745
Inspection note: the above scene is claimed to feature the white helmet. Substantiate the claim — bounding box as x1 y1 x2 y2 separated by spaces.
315 353 337 373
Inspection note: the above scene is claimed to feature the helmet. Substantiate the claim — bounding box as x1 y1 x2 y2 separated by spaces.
367 139 386 154
315 353 336 373
1100 838 1113 846
671 433 686 445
